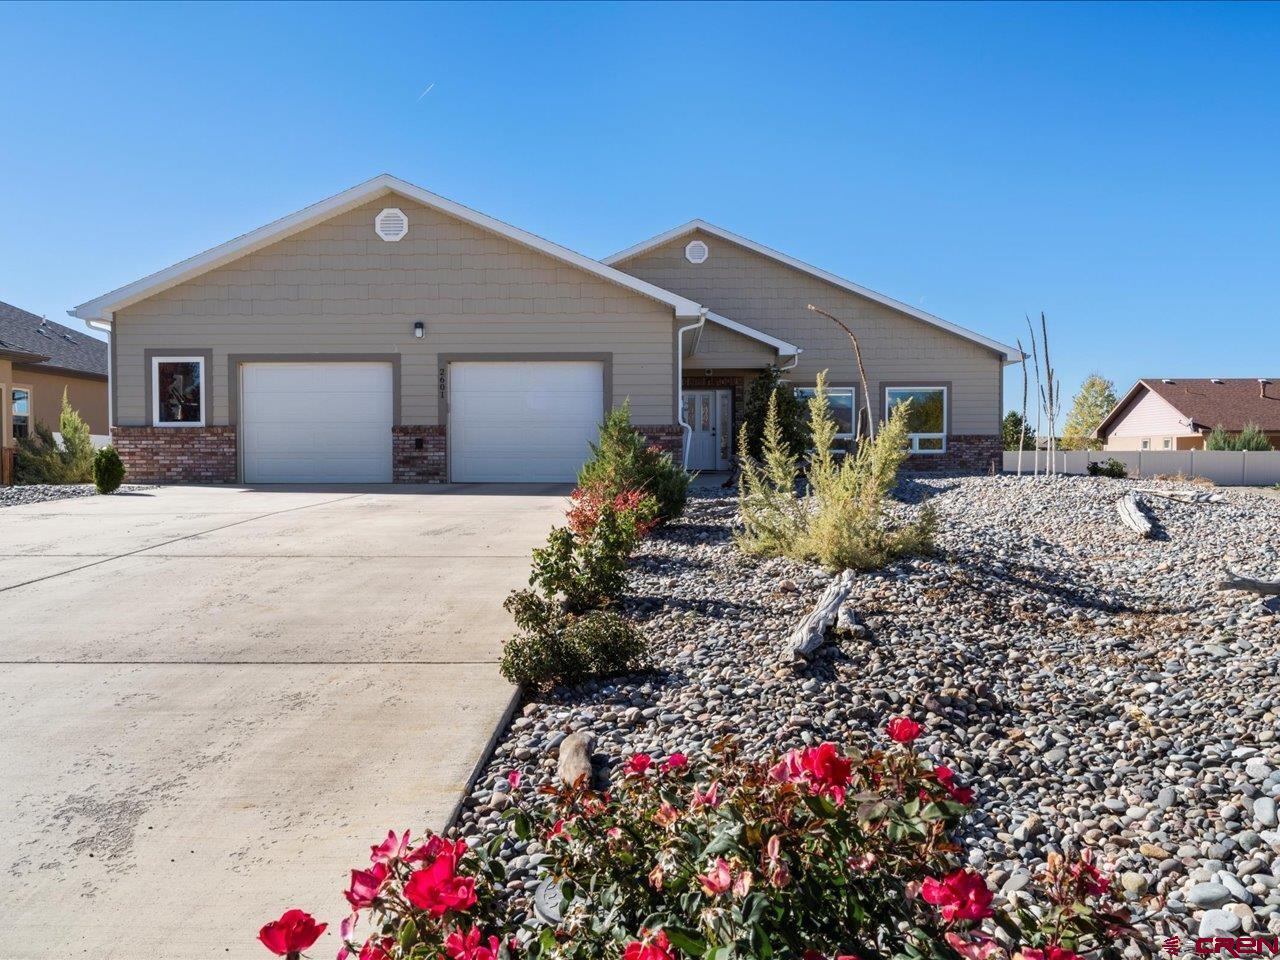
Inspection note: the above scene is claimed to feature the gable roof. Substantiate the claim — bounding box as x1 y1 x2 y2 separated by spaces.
706 311 801 357
0 300 107 377
1097 378 1280 436
70 174 705 326
605 219 1024 364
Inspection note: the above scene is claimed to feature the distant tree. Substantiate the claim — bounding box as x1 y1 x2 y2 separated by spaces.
740 367 808 462
1002 411 1033 451
1061 374 1118 451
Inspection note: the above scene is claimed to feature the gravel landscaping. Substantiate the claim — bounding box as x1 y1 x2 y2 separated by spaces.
454 473 1280 945
0 483 150 507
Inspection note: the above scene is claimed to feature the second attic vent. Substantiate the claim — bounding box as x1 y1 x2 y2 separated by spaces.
685 239 709 264
375 208 409 242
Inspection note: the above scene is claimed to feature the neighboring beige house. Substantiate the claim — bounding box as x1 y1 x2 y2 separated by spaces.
1 301 108 483
1096 378 1280 451
69 175 1021 484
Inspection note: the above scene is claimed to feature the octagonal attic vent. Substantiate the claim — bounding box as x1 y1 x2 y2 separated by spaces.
375 207 408 242
684 239 709 264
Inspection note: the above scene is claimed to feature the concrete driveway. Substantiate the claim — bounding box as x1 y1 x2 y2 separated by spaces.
0 484 567 959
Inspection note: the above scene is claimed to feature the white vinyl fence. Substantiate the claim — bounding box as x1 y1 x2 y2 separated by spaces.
1001 450 1280 486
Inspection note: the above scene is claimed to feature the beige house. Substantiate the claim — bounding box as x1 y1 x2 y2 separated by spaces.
1 302 108 483
1097 378 1280 451
70 175 1021 484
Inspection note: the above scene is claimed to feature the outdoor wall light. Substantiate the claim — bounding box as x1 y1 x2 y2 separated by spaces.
413 321 425 338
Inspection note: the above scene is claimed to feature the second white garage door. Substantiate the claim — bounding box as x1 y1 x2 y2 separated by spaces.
449 361 603 482
241 362 393 483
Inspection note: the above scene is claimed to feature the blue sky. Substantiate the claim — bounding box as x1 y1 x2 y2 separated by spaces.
2 1 1277 415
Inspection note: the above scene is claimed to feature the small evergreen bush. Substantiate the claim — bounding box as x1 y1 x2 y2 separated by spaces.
13 392 95 485
738 374 935 571
740 366 808 462
93 445 126 493
500 592 646 688
1206 423 1273 451
578 401 690 523
1087 457 1127 479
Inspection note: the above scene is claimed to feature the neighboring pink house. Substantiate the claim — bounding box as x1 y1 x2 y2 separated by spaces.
1096 378 1280 451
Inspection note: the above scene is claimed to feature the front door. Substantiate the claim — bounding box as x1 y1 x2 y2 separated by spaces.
683 389 733 471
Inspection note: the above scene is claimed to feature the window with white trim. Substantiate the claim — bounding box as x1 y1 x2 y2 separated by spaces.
11 386 31 440
1162 438 1172 450
1141 439 1150 450
885 386 947 453
152 356 206 426
795 385 857 439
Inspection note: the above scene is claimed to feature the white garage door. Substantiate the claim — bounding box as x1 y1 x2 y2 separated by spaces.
241 362 393 483
449 361 603 482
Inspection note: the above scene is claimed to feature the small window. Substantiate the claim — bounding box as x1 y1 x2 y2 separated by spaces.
1162 438 1171 450
11 388 31 440
885 386 947 453
152 356 205 426
1141 439 1150 450
795 385 857 439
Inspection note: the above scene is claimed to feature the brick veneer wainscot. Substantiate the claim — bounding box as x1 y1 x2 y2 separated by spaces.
635 424 684 460
905 434 1002 473
393 425 446 483
112 426 237 483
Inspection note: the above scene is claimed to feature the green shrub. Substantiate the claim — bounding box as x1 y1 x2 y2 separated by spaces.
59 389 95 478
500 591 646 688
1207 423 1273 451
578 401 690 524
530 500 641 613
741 366 808 462
1087 457 1127 478
93 445 126 494
14 393 95 485
738 374 934 571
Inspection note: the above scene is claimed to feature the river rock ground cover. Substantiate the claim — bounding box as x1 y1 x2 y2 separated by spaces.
454 473 1280 945
0 482 149 508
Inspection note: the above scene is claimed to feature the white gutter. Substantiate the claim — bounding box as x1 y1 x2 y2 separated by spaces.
74 311 114 428
675 309 708 468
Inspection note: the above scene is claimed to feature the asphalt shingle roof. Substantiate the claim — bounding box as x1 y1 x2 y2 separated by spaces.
0 300 107 377
1137 378 1280 432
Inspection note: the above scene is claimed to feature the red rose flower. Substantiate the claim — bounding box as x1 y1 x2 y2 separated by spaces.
358 937 394 960
258 909 327 957
933 765 975 805
1019 948 1080 960
344 861 389 911
921 869 994 922
799 742 853 804
623 929 676 960
1070 853 1112 897
444 926 501 960
662 752 688 772
886 716 921 743
626 753 653 775
404 841 476 917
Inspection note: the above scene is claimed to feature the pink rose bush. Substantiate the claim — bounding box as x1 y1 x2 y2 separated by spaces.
259 721 1141 960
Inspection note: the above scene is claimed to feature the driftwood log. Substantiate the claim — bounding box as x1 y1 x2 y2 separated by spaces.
1116 492 1154 538
557 731 594 787
1217 571 1280 596
1133 488 1224 505
788 569 856 662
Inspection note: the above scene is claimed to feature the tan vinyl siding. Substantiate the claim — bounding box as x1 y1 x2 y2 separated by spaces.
687 321 776 369
616 230 1003 435
113 196 676 427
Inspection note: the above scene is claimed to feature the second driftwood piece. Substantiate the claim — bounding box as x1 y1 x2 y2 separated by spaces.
788 569 856 662
1116 492 1154 539
1217 571 1280 596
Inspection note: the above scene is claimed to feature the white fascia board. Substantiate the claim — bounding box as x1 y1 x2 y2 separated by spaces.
606 219 1024 364
71 174 704 322
706 311 801 357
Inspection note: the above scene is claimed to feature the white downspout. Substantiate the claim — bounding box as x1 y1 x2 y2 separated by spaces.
78 312 114 431
675 309 708 469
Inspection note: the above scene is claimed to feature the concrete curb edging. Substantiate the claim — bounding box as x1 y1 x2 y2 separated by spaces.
444 683 524 831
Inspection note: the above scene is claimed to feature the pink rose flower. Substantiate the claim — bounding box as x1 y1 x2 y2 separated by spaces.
933 765 975 805
662 752 688 772
506 770 522 789
887 716 921 743
444 926 501 960
921 869 994 922
698 857 734 896
344 862 389 911
626 753 653 775
369 829 412 865
404 841 476 917
946 933 1005 960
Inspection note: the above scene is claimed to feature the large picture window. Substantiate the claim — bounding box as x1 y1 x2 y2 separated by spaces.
152 356 205 426
11 387 31 440
885 386 947 453
794 385 857 439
